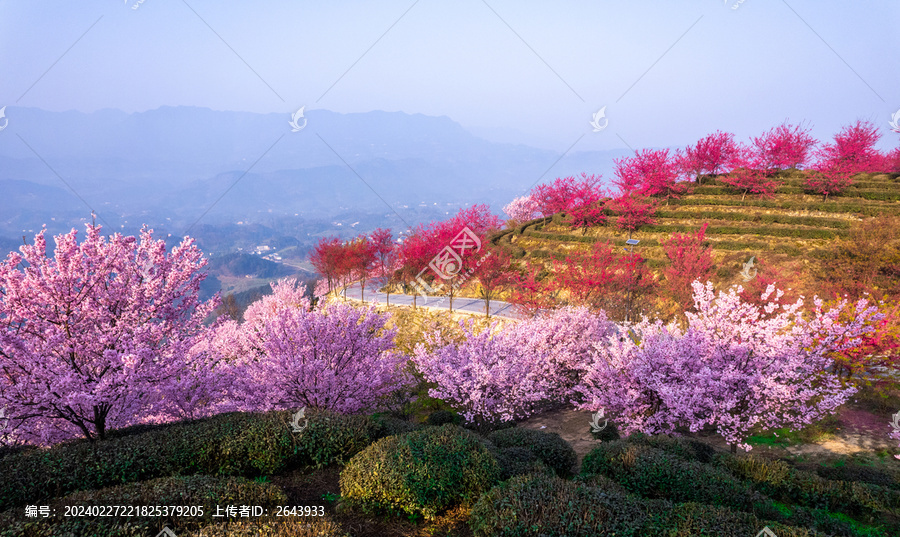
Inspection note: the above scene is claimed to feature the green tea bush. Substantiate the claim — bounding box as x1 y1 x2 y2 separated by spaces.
486 427 577 478
468 473 653 537
371 413 425 438
0 410 380 510
581 441 765 513
624 433 718 463
340 424 501 520
815 464 900 492
718 453 900 519
495 446 554 481
642 502 825 537
426 409 462 426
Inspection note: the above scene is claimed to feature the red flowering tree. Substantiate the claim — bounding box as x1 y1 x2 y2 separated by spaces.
508 264 558 317
805 159 855 201
751 121 818 172
396 205 502 310
474 246 516 317
720 146 779 200
0 223 220 445
661 223 715 314
607 193 659 239
678 131 739 183
614 148 689 202
310 237 344 297
815 120 885 176
368 228 400 305
530 173 605 218
550 241 655 321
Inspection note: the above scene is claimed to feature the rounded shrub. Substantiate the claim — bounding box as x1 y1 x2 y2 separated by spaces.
487 427 577 478
640 502 824 537
371 413 425 438
581 442 766 513
589 421 621 442
495 446 554 481
0 409 381 511
426 409 461 426
468 473 653 537
340 424 501 520
624 432 718 463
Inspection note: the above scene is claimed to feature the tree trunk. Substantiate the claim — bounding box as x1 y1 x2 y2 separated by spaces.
485 296 491 318
730 443 737 454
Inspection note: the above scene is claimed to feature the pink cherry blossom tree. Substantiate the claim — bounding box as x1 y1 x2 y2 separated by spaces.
412 320 552 432
0 223 220 445
573 281 880 452
216 279 409 414
503 195 540 223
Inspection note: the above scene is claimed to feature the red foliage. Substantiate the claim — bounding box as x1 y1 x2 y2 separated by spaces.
531 173 604 217
473 245 517 317
508 264 558 317
550 241 656 321
815 120 884 176
678 130 739 183
884 147 900 174
719 146 779 200
751 121 818 172
827 300 900 381
309 237 345 295
368 228 400 303
737 256 799 309
607 192 659 234
805 159 855 201
614 148 690 201
661 223 715 312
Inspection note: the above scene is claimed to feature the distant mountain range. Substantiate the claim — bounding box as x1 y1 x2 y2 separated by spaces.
0 106 629 237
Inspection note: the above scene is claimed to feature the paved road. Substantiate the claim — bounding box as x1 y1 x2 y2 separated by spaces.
339 283 522 319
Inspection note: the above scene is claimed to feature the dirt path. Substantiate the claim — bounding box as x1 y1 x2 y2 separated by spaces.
516 404 900 472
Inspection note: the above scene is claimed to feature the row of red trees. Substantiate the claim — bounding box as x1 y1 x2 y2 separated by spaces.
505 120 900 227
310 205 519 315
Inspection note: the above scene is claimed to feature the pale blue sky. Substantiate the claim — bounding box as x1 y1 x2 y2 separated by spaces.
1 1 898 152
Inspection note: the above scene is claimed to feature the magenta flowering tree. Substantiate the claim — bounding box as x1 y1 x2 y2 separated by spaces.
678 130 739 183
217 279 409 414
0 223 219 445
573 281 880 452
614 148 689 202
815 120 885 176
412 320 553 431
751 121 818 172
